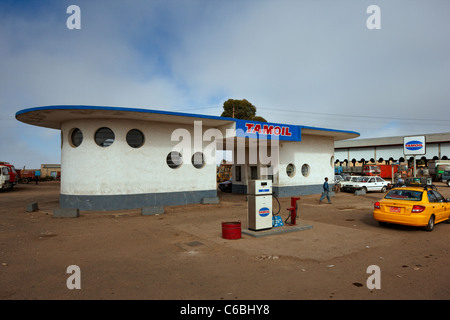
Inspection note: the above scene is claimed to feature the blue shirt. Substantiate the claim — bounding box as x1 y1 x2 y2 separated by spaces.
323 181 329 192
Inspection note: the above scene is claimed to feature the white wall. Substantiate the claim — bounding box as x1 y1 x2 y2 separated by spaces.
277 135 335 187
231 135 334 188
441 143 450 158
376 145 404 161
61 119 217 196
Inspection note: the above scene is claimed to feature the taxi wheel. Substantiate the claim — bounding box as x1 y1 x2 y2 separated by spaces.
424 215 435 232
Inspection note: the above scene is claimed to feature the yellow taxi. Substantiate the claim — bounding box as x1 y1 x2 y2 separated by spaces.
373 185 450 231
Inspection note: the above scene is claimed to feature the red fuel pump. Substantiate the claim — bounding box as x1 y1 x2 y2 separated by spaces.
286 197 300 225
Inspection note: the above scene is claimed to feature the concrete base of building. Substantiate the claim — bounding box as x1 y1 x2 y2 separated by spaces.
60 189 217 211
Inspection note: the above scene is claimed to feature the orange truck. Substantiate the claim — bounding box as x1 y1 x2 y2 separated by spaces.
379 165 399 179
363 164 410 179
18 169 37 183
338 164 410 179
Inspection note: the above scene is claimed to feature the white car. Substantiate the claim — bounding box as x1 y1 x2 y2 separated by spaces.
344 176 390 193
340 176 363 192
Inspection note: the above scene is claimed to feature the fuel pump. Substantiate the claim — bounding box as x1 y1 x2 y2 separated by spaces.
247 180 301 230
247 180 273 231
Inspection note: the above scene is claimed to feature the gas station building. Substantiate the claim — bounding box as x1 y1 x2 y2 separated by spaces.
334 133 450 164
16 105 359 211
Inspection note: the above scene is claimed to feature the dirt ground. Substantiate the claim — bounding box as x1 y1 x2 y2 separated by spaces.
0 181 449 301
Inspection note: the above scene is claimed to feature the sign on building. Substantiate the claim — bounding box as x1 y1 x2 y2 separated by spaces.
235 119 301 141
403 136 426 156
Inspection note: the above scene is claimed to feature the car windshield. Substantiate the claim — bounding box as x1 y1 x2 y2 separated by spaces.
385 189 422 201
345 176 362 181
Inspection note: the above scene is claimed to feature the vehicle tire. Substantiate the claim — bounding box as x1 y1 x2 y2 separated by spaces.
447 180 450 187
380 186 386 193
378 221 388 227
362 187 368 193
424 215 435 232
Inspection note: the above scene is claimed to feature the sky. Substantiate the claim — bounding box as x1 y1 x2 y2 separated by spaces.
0 0 449 169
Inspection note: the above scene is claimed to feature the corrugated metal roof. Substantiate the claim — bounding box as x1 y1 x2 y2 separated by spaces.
335 132 450 149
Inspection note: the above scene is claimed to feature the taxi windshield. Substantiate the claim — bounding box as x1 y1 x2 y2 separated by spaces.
385 190 422 201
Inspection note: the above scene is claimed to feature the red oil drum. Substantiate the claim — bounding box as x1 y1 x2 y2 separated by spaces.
222 221 241 239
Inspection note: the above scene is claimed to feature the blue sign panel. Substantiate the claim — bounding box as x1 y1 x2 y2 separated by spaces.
235 119 301 141
405 140 424 151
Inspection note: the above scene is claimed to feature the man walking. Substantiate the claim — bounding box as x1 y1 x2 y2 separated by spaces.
319 177 331 204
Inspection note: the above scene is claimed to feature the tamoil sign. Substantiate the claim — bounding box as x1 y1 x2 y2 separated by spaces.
235 119 300 141
403 136 426 155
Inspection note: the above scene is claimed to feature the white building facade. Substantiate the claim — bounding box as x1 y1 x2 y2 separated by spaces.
16 105 359 211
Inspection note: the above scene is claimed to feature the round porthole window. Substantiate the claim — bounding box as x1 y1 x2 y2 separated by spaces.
126 129 144 148
167 151 183 169
191 152 205 169
95 127 115 147
70 128 83 147
286 163 296 177
301 164 310 177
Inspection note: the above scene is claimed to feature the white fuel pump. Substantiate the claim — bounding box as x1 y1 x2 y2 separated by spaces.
247 180 273 231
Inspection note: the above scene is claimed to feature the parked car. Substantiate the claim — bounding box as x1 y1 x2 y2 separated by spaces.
344 176 390 193
373 186 450 231
340 176 363 192
441 170 450 187
218 178 232 192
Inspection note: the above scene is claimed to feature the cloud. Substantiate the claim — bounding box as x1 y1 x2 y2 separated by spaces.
0 0 449 168
165 1 450 133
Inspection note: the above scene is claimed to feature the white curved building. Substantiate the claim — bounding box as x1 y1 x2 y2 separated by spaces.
16 105 359 211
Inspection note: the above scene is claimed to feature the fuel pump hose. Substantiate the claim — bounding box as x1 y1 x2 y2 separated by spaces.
272 193 281 216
